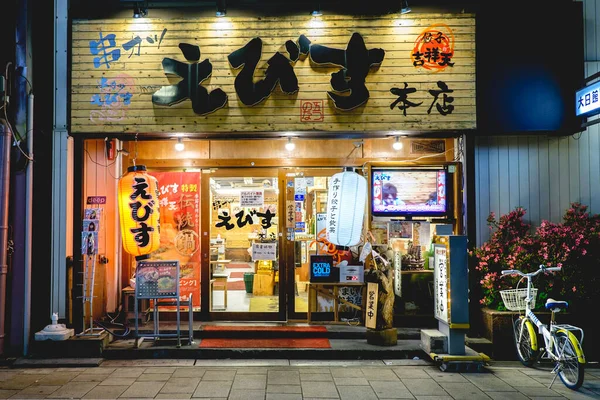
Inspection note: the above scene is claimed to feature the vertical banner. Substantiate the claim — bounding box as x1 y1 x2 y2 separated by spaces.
433 243 449 323
366 282 378 329
152 172 201 308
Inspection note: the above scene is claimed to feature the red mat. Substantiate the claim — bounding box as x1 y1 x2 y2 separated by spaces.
227 263 253 269
203 325 327 332
199 338 331 348
226 280 245 290
229 272 245 279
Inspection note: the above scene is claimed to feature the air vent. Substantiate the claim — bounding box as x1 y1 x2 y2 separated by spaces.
411 140 445 154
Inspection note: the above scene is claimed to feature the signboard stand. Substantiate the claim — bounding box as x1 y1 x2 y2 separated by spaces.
134 260 183 348
425 235 489 371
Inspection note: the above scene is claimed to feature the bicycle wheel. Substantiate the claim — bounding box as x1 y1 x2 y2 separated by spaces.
513 317 538 366
555 331 584 390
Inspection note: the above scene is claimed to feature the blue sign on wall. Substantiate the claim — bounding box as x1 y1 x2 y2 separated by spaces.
309 255 338 283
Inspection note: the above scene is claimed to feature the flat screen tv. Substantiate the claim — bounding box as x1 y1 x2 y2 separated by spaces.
371 168 450 218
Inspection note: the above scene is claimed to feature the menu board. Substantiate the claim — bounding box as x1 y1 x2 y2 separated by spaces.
136 261 180 299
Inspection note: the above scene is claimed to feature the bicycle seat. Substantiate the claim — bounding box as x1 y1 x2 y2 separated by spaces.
545 298 568 311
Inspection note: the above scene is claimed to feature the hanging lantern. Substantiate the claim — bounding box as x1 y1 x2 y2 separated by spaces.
326 170 367 247
118 165 161 260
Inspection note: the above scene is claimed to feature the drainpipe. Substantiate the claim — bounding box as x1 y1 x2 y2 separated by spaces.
0 120 12 356
23 93 33 355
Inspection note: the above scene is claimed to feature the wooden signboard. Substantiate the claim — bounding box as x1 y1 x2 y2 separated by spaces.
365 282 379 329
72 14 475 134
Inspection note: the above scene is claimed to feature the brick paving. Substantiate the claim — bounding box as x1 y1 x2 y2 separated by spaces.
0 360 598 399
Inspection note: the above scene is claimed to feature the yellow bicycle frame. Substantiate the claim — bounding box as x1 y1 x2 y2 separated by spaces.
519 317 538 352
556 329 586 364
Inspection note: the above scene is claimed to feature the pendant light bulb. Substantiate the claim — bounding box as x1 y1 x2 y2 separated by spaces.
175 137 185 152
393 136 403 151
285 137 296 151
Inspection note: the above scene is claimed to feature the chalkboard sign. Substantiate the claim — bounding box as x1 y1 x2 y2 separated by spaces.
135 260 180 299
309 255 338 283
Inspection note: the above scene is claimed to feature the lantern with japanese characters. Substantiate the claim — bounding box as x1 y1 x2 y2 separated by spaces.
326 169 367 247
118 165 161 260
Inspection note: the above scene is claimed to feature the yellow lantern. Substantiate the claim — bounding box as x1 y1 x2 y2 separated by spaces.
118 165 160 260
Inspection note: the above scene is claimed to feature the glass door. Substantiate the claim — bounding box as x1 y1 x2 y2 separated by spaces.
201 168 284 321
282 168 344 321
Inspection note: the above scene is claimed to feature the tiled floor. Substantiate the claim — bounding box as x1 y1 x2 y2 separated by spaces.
0 360 598 399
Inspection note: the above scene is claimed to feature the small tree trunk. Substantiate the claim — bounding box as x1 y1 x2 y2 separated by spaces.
365 267 395 330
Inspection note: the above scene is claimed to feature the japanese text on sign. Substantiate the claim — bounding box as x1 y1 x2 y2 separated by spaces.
240 190 264 208
433 244 449 323
366 282 378 329
252 242 277 261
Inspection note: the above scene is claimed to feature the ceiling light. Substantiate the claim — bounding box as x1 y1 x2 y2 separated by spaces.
133 2 147 18
216 0 226 17
175 137 185 152
393 136 403 151
285 137 296 152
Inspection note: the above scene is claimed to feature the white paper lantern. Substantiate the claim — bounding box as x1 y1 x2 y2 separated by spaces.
326 170 367 246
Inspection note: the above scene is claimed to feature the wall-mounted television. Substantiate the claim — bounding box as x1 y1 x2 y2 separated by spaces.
371 168 450 218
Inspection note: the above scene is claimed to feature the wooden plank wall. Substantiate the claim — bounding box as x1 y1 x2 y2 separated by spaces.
71 14 475 134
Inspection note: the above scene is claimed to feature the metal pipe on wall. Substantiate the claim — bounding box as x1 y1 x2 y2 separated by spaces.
0 121 12 356
23 93 33 355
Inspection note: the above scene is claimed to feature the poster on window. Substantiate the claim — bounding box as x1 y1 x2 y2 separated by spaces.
240 190 264 208
151 172 201 308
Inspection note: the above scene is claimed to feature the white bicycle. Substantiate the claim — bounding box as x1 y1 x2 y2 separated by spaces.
500 265 585 390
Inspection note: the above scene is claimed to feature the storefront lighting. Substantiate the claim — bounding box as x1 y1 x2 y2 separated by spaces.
175 137 185 152
311 1 322 16
400 0 411 14
133 2 147 18
393 136 403 150
216 0 226 17
285 137 296 151
117 165 161 261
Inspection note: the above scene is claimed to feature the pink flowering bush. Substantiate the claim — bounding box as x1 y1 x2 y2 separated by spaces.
471 203 600 311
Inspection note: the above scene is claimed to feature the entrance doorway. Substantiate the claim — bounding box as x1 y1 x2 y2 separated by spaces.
201 168 285 321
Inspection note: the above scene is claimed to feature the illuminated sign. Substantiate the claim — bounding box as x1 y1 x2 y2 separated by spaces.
576 80 600 118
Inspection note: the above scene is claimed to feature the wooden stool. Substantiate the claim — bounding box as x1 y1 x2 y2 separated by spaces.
210 274 228 310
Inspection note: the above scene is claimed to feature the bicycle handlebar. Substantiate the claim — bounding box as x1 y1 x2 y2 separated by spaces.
501 264 561 277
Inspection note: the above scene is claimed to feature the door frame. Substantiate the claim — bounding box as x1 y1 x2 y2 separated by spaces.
200 167 286 321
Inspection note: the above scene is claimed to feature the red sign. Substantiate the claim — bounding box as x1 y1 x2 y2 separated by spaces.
151 172 201 308
300 100 324 122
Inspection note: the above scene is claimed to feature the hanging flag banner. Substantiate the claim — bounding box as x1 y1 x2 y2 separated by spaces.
152 171 201 308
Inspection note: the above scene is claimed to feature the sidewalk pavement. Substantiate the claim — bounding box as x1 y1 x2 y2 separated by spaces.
0 359 599 399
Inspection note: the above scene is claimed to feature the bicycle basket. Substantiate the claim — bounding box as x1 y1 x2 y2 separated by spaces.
500 288 537 311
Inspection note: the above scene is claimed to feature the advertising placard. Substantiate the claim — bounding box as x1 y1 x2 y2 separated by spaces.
366 282 378 329
252 242 277 261
136 260 180 299
433 243 449 324
240 190 264 208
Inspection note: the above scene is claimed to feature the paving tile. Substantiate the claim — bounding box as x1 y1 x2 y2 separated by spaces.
82 384 128 399
330 368 364 378
369 380 414 399
546 386 600 400
202 370 236 381
46 381 98 398
98 377 137 386
425 370 469 383
140 367 176 374
301 380 339 398
155 394 193 399
0 374 47 390
485 392 529 400
413 396 454 400
11 385 60 399
292 360 382 367
173 368 206 378
516 385 565 397
266 394 303 400
334 377 369 386
463 373 515 391
337 385 378 400
235 367 270 374
107 368 146 378
19 369 55 375
299 368 332 375
582 379 600 390
232 374 267 390
119 381 165 398
439 382 491 400
228 389 266 400
393 368 430 379
268 370 301 385
0 389 18 399
361 368 399 381
192 380 232 398
32 372 80 386
0 371 19 382
86 368 116 375
160 377 201 394
71 373 111 382
492 370 545 387
267 385 302 394
402 379 448 396
136 373 172 382
302 373 334 382
194 360 287 367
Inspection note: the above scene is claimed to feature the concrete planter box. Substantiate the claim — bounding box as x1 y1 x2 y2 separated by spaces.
480 308 599 362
